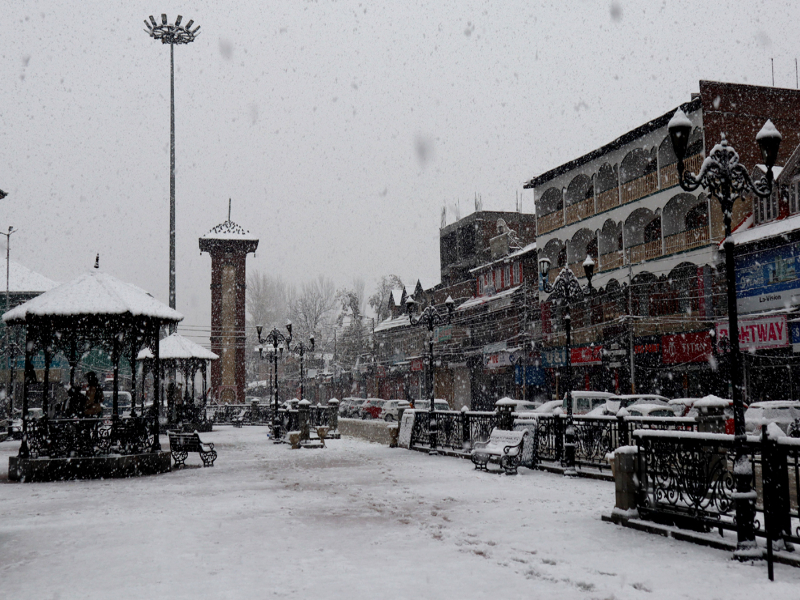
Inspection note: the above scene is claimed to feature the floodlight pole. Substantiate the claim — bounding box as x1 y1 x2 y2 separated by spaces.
1 226 15 418
144 15 200 332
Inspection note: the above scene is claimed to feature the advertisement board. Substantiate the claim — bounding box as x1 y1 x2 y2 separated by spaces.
716 314 789 351
570 345 602 365
735 243 800 313
541 348 566 368
662 331 712 364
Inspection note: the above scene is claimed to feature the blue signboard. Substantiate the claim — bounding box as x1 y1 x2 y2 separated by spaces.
735 244 800 313
792 321 800 345
541 348 566 368
514 365 547 386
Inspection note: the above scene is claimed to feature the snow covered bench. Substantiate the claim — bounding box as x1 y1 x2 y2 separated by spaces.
470 428 527 475
168 431 217 468
232 409 246 428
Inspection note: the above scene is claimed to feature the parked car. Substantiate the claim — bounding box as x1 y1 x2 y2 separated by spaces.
745 401 800 435
562 391 617 415
625 399 677 418
102 391 133 417
381 399 411 422
361 398 390 419
533 400 563 414
346 398 368 418
412 399 451 411
338 397 359 417
494 398 540 413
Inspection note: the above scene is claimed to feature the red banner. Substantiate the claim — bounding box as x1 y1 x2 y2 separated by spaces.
661 331 712 364
570 345 602 365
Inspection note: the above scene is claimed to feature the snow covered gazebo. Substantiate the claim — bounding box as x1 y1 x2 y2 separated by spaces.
3 267 182 482
138 333 218 429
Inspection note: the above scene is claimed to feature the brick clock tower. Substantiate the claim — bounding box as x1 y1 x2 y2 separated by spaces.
199 211 258 404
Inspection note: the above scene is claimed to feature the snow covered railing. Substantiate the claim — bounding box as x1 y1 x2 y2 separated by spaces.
25 416 157 458
633 427 800 549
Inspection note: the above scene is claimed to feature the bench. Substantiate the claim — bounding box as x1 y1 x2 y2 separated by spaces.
168 431 217 467
232 409 246 428
470 428 527 475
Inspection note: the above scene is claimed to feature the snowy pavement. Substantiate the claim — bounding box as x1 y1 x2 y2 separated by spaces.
2 427 800 599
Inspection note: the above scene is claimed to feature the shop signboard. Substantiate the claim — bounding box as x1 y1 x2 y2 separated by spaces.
433 324 452 343
514 365 547 386
570 345 602 365
483 350 519 369
735 243 800 314
541 347 566 368
716 314 789 352
662 331 712 364
792 321 800 353
410 358 424 372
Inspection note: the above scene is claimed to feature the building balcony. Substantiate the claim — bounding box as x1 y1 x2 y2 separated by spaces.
565 197 594 225
537 211 564 235
596 188 619 213
626 239 662 264
659 154 704 190
621 171 658 205
663 226 710 255
598 251 624 272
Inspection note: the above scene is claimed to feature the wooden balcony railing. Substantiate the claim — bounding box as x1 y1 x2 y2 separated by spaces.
621 171 658 204
598 251 623 272
537 210 564 235
626 239 662 264
659 154 704 190
663 226 710 255
565 197 594 225
596 188 619 213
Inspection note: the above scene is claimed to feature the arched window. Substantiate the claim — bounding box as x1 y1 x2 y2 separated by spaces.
644 217 661 244
684 203 708 230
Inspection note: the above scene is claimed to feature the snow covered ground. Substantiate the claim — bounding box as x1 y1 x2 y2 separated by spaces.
2 427 799 599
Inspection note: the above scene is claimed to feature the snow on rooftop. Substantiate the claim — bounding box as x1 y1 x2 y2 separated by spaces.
728 212 800 246
200 219 259 241
373 314 410 332
470 242 537 274
456 285 520 311
137 332 218 361
0 257 58 293
3 269 183 323
390 289 404 306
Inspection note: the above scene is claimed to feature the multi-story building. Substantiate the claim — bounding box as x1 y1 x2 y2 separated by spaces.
525 80 800 399
372 211 540 409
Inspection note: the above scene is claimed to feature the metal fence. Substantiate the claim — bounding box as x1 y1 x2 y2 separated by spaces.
635 430 800 548
25 416 156 458
408 410 698 470
207 404 273 425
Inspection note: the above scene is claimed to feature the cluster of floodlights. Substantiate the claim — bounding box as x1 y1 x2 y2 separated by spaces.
143 14 200 45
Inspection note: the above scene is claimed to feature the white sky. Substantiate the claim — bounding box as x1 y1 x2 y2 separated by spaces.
1 1 796 346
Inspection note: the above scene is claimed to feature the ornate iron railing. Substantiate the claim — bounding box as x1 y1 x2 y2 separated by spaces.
207 404 273 425
409 410 496 452
533 415 563 462
25 416 156 458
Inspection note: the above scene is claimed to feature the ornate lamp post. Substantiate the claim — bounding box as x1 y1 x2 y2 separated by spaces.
256 323 290 440
538 255 594 475
668 108 781 555
144 15 200 323
406 295 455 455
287 328 315 403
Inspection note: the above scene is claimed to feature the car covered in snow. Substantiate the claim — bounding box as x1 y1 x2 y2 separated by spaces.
562 391 617 415
745 401 800 435
533 400 563 415
381 399 411 422
361 398 390 419
494 398 540 413
412 399 451 412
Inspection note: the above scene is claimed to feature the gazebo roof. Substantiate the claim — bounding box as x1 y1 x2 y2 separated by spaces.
0 257 59 294
2 269 183 324
137 333 218 361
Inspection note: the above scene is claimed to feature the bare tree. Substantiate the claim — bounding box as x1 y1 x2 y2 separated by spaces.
246 271 295 383
369 274 404 322
290 275 337 341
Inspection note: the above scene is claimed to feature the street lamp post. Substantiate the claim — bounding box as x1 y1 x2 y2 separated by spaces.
256 323 290 441
144 15 200 325
668 108 781 556
287 331 315 403
1 225 16 418
538 255 595 476
406 295 455 455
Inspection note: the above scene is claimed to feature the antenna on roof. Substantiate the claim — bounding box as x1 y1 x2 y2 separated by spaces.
228 198 232 221
94 254 99 269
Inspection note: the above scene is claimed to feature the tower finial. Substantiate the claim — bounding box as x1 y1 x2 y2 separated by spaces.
228 198 231 221
94 253 100 269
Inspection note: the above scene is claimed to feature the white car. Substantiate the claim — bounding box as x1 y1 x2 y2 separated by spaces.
625 400 678 418
745 401 800 435
381 400 411 422
562 391 618 415
533 400 563 415
494 398 540 413
413 399 451 411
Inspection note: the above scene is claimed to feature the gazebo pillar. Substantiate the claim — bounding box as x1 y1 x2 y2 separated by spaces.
112 332 120 419
19 327 34 458
151 323 162 452
42 325 51 420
